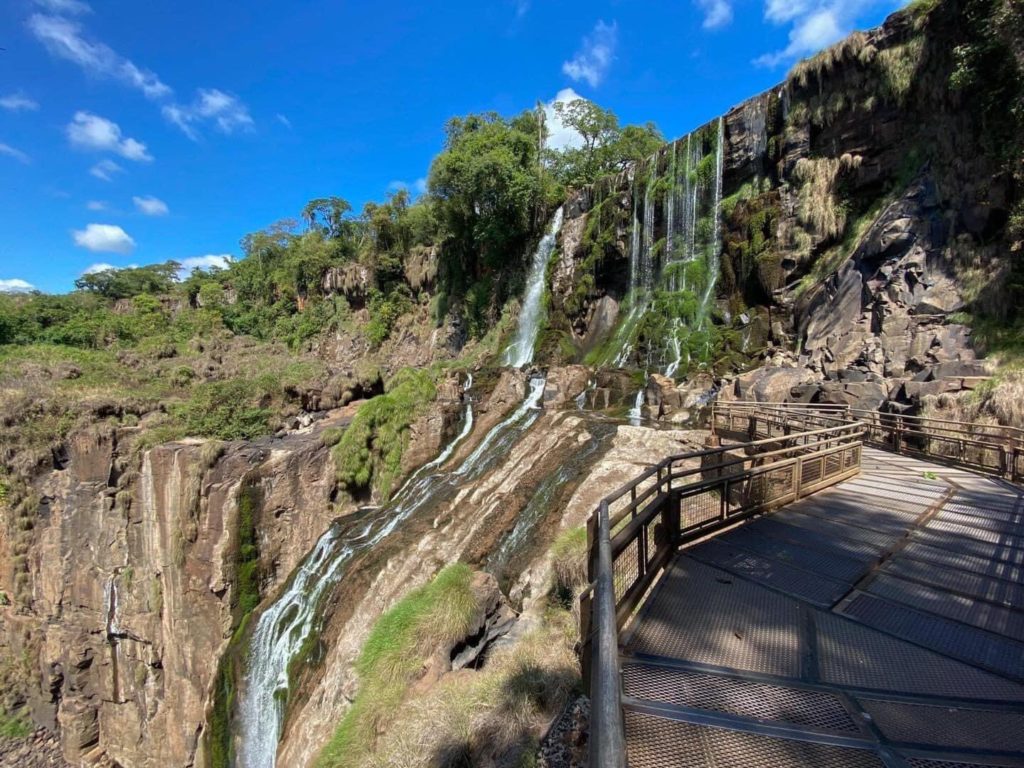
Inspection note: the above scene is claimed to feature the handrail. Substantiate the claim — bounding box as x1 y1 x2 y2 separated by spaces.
589 500 626 768
718 401 1023 482
582 403 867 768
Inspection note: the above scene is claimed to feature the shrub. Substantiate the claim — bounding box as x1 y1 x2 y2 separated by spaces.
316 564 478 767
332 368 437 499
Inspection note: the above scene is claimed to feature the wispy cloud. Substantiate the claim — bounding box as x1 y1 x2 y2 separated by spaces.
514 0 530 18
696 0 734 29
387 178 428 197
276 113 292 129
133 195 169 216
32 0 92 15
67 111 152 161
28 14 172 100
28 9 255 139
754 0 885 68
90 159 123 181
562 20 618 88
0 143 31 164
163 89 254 140
72 223 136 254
86 200 107 211
0 278 36 293
0 93 40 112
177 254 233 278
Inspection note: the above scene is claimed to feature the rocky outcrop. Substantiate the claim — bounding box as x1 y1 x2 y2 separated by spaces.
0 417 348 768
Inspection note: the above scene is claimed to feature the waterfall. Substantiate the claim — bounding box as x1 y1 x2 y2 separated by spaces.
504 208 565 368
628 387 645 423
699 116 725 324
236 376 547 768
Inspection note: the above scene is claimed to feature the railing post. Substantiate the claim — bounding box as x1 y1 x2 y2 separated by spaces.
589 501 626 768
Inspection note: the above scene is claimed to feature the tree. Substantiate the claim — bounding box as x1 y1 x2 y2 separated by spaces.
302 197 353 239
74 262 180 299
548 97 664 188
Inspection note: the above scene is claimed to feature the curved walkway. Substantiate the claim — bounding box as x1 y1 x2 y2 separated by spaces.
621 448 1024 767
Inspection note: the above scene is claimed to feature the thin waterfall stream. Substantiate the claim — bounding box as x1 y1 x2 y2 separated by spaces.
505 207 564 368
236 376 546 768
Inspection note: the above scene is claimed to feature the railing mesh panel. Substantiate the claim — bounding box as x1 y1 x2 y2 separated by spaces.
613 538 639 603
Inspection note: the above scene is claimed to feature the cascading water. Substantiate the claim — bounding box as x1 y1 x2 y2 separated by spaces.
628 388 645 424
607 116 726 379
236 376 546 768
504 207 565 368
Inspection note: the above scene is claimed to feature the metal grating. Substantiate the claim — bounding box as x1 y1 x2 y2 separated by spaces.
866 573 1024 642
772 509 900 551
882 555 1024 607
622 662 861 733
752 518 886 565
839 593 1024 681
614 538 640 602
924 517 1024 550
935 508 1024 538
716 525 868 583
858 698 1024 752
905 758 1024 768
681 489 720 530
627 557 803 677
623 711 885 768
815 612 1024 701
689 539 851 608
911 529 1024 566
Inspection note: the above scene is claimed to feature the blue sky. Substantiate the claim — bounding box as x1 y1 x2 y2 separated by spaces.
1 0 906 294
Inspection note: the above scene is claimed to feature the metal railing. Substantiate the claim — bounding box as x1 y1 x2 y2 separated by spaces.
719 401 1024 483
580 405 866 768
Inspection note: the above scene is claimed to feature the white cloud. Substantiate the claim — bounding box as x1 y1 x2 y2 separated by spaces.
177 255 233 278
0 143 31 164
86 200 106 211
387 178 428 197
82 262 116 274
133 195 169 216
276 113 292 129
0 93 40 112
27 14 172 100
696 0 734 29
562 20 618 88
755 1 883 68
32 0 92 15
67 111 152 161
765 0 812 23
542 88 587 151
163 89 254 140
90 159 123 181
0 279 36 293
72 223 136 254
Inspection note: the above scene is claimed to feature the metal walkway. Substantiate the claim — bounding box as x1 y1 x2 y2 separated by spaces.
620 448 1024 767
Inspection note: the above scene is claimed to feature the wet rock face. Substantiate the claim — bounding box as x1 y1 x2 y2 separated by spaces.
1 420 345 768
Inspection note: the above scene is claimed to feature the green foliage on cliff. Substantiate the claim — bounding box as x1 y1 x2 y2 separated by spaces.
316 563 478 767
332 367 438 499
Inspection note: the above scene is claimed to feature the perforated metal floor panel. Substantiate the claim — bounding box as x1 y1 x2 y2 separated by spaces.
838 592 1024 680
623 710 886 768
622 448 1024 766
858 698 1024 752
621 662 861 734
626 557 803 676
881 556 1024 607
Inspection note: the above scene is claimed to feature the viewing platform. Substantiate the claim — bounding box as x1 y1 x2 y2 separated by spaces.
584 405 1024 768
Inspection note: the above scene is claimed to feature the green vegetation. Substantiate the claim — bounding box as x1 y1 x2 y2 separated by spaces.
316 564 479 767
0 709 30 740
332 368 438 499
235 484 262 618
547 99 663 188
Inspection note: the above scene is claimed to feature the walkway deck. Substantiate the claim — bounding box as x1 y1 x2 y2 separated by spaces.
621 447 1024 767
